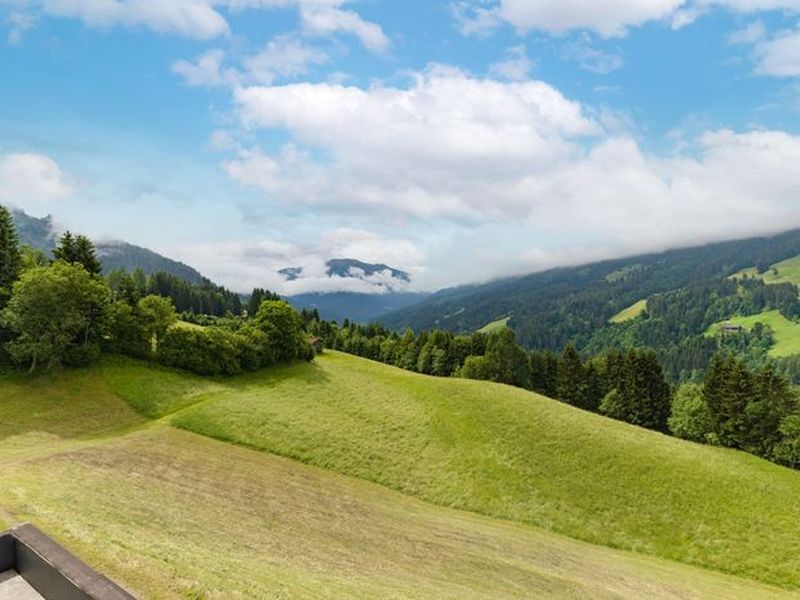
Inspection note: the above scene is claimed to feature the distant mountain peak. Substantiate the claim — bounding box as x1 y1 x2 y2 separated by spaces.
326 258 410 282
280 258 411 285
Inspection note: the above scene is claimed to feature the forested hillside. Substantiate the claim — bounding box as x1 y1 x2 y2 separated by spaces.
381 230 800 376
9 207 206 283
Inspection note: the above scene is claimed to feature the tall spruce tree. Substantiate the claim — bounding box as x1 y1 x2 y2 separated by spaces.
557 345 589 408
53 231 78 264
74 235 102 275
0 206 22 306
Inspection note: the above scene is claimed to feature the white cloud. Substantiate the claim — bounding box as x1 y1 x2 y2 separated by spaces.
0 152 73 206
166 228 423 294
727 20 766 44
489 44 535 81
454 0 800 37
243 34 329 83
561 34 624 73
451 1 502 37
172 35 329 88
299 3 388 52
5 10 36 44
8 0 231 39
497 0 686 37
221 0 389 51
753 26 800 76
229 66 598 220
4 0 387 48
172 49 234 87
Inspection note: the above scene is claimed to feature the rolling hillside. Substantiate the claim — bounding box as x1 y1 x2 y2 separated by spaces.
0 355 796 597
0 358 788 598
170 352 800 589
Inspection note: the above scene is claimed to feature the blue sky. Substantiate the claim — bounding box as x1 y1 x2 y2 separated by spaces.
1 0 800 294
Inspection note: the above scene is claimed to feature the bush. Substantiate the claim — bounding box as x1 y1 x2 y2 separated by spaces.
63 343 102 367
158 327 246 376
668 384 713 443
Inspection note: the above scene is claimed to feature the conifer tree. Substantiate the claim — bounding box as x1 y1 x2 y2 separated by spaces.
74 235 102 275
0 205 21 306
557 345 588 407
53 231 77 263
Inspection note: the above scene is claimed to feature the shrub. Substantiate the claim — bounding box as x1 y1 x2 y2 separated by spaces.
158 327 245 376
668 384 713 443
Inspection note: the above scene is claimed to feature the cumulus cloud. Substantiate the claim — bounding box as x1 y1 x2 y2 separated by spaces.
453 0 800 37
0 152 73 206
229 66 598 219
4 0 230 39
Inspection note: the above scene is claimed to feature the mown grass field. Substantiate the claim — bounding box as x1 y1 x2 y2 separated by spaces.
477 316 510 333
707 309 800 357
171 352 800 589
0 356 798 597
609 299 648 324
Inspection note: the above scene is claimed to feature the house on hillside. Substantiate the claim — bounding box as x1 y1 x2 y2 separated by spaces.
308 336 324 355
720 322 744 334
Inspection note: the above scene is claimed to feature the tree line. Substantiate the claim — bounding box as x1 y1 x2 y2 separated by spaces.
0 207 313 376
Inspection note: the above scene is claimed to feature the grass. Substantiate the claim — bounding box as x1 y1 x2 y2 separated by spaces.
477 316 510 333
101 356 225 418
610 300 648 324
1 428 787 599
731 255 800 287
763 255 800 286
0 362 787 597
707 309 800 358
171 352 800 589
173 320 205 331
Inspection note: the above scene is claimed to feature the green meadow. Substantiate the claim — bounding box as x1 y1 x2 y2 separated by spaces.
477 316 511 333
707 309 800 357
731 254 800 287
0 354 798 597
609 299 648 324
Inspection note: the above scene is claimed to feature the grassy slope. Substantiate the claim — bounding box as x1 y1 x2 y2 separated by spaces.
172 352 800 589
609 299 647 324
0 365 783 598
763 255 800 286
731 255 800 287
478 316 511 333
707 309 800 358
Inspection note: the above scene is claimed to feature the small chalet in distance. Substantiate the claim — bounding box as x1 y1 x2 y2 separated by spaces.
720 322 744 334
